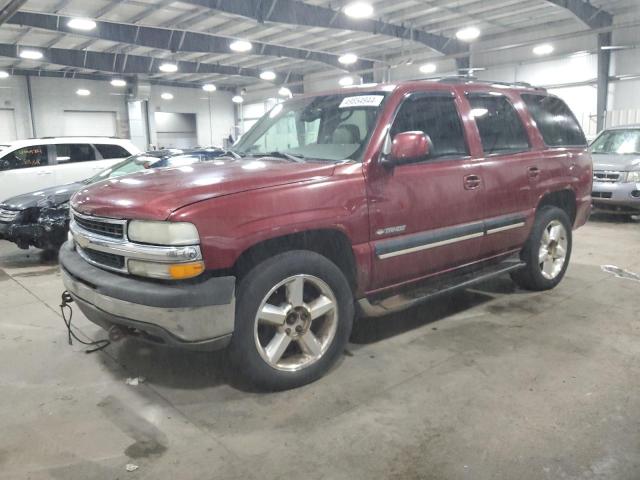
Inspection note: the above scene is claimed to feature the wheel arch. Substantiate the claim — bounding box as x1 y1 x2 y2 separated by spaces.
233 229 358 291
536 189 577 226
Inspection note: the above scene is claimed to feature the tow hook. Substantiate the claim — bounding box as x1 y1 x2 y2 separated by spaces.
59 290 111 353
108 325 128 342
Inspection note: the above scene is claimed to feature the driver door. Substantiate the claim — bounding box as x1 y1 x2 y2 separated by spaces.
368 91 487 289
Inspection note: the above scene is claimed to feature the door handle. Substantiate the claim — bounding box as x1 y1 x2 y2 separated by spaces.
463 174 481 190
37 171 53 175
527 166 540 178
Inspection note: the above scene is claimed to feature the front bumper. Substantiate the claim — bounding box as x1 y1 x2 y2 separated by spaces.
592 181 640 214
59 242 236 350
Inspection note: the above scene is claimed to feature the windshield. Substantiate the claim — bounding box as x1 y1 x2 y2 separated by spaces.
233 93 388 162
591 129 640 155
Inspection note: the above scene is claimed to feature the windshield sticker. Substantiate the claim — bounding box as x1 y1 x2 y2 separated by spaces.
339 95 385 109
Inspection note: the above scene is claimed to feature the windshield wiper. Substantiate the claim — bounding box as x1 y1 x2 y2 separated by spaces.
258 151 306 163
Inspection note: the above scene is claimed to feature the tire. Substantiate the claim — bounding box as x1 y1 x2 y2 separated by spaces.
227 250 354 391
510 206 572 291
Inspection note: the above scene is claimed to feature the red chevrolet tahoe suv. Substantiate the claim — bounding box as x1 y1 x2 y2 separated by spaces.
60 79 592 390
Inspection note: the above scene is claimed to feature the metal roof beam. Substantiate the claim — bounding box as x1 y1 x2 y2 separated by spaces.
545 0 612 29
0 43 304 82
182 0 468 56
0 0 26 25
4 67 236 91
9 11 374 71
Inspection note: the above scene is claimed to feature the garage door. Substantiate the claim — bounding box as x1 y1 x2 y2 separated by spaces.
0 109 18 143
63 110 117 137
154 112 198 148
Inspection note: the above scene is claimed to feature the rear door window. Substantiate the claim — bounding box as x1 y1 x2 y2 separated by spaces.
55 144 97 164
0 145 49 171
467 94 530 155
390 94 468 160
94 144 132 159
521 94 587 147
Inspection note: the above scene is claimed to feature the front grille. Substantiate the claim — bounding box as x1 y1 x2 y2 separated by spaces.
0 207 20 223
592 192 613 199
593 171 623 183
74 215 124 239
79 247 125 270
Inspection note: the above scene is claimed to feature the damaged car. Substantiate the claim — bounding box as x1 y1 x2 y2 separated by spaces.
0 148 228 251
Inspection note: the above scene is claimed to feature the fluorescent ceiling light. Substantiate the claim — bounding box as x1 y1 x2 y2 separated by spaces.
19 49 43 60
344 2 373 18
110 79 126 87
161 92 174 100
339 76 354 87
0 71 8 79
260 71 276 81
232 95 244 103
533 44 554 56
76 88 91 96
202 83 217 92
456 26 480 42
338 53 358 65
230 40 252 52
419 63 437 74
278 87 292 97
159 62 178 73
601 45 631 51
68 18 97 30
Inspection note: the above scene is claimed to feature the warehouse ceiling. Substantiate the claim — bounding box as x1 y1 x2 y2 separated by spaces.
0 0 636 91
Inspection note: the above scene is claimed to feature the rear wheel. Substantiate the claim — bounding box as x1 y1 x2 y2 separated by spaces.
227 250 354 391
511 206 572 291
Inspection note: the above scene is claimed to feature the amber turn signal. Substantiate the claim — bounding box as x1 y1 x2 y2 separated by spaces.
168 261 205 280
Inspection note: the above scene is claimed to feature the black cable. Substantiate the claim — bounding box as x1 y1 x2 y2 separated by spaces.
59 291 111 354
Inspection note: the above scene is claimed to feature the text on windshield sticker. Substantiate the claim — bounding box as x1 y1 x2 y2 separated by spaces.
339 95 385 109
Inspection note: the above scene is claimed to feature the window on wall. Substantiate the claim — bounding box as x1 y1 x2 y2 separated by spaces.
0 145 49 171
390 94 468 159
521 94 587 147
467 94 530 155
94 144 133 159
55 144 96 163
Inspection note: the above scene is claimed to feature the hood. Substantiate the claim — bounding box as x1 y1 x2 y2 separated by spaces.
592 153 640 171
71 158 336 220
2 182 84 210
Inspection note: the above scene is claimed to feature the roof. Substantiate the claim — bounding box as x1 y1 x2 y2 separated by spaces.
3 137 137 149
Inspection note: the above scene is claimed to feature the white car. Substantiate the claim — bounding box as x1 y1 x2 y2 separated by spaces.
0 137 141 200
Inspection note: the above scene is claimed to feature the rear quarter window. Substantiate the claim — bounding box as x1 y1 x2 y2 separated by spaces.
521 94 587 147
95 144 132 159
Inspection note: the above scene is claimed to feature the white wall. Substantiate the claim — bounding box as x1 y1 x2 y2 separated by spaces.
148 85 235 148
29 77 129 138
0 75 236 150
0 76 33 141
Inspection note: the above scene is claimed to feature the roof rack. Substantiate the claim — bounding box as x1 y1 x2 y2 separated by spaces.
434 77 546 91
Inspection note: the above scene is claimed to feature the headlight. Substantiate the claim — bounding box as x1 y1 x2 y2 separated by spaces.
127 220 199 245
128 259 205 280
626 171 640 183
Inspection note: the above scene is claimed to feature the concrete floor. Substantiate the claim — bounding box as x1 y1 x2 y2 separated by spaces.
0 215 639 480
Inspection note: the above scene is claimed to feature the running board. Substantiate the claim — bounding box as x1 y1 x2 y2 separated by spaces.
358 256 526 317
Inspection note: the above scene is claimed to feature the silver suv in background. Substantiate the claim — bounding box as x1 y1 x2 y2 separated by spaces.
590 126 640 217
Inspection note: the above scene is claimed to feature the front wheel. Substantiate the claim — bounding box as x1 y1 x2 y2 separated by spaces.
511 206 572 291
227 250 354 391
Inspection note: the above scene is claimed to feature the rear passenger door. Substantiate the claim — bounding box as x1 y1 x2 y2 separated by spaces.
0 145 53 199
466 92 539 258
53 143 112 185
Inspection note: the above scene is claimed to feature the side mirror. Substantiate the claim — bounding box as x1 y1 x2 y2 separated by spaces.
383 131 431 168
